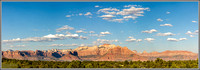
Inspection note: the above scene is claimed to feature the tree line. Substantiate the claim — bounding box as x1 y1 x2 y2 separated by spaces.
2 58 198 68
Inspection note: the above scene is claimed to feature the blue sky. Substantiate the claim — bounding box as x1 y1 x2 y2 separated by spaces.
2 2 199 53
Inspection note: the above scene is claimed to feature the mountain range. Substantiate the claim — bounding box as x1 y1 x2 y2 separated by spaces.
2 44 198 61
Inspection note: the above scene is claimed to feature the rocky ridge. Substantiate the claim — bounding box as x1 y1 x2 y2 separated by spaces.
2 44 198 61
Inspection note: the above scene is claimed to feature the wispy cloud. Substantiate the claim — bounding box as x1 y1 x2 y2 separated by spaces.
76 30 87 33
167 38 187 42
142 29 157 33
56 25 74 32
97 5 150 23
80 35 89 40
156 32 176 36
166 11 170 14
125 36 142 42
160 24 173 27
49 44 78 47
65 34 79 39
65 15 71 17
89 34 105 37
99 15 115 20
185 30 198 37
167 38 179 42
100 31 111 35
144 38 155 42
9 45 26 47
84 12 92 16
192 21 197 23
3 34 88 44
157 18 163 22
95 5 100 8
124 5 138 8
93 39 119 45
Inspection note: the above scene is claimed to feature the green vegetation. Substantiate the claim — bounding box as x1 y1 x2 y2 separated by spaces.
2 63 18 68
2 58 198 68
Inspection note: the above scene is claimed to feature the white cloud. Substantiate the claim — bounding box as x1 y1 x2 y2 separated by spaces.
179 38 187 41
97 5 150 23
167 38 187 42
128 36 133 39
94 39 119 44
192 21 197 23
186 31 193 35
66 15 71 17
9 45 26 47
195 30 199 33
157 18 163 22
89 34 99 37
160 24 173 27
126 38 136 42
80 35 88 40
111 19 124 23
99 14 123 22
142 29 157 33
185 31 193 34
156 32 176 36
89 34 106 37
76 30 87 33
84 12 92 16
49 44 78 47
144 38 155 42
167 38 179 42
186 30 198 35
190 35 195 37
65 34 79 39
185 30 198 37
100 15 115 18
166 11 170 14
2 33 91 44
99 15 115 20
123 16 137 20
125 36 142 42
95 5 100 8
116 7 149 16
3 36 60 44
43 34 67 39
56 25 74 32
79 43 96 47
100 31 111 35
43 34 65 38
98 8 119 15
124 5 138 7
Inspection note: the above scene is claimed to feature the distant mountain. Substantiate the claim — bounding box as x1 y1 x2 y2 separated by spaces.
2 44 198 61
138 50 198 61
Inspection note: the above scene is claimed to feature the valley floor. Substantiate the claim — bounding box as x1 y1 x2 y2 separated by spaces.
2 58 198 68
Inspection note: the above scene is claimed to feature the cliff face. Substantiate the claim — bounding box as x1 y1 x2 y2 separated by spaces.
2 50 80 61
2 44 198 61
98 46 147 61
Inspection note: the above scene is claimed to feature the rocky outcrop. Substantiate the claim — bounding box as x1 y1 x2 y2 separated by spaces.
99 46 147 61
2 44 198 61
2 50 80 61
59 51 80 61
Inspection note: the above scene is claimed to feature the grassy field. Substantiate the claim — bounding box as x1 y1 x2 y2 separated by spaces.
2 58 198 68
2 63 18 68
